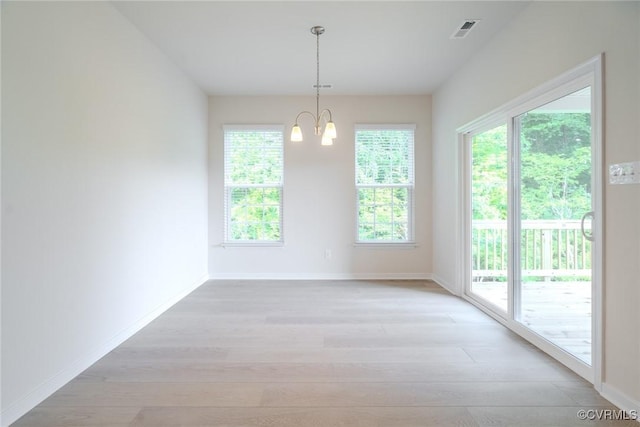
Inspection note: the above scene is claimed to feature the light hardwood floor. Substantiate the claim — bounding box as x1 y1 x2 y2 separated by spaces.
471 281 592 364
12 280 634 426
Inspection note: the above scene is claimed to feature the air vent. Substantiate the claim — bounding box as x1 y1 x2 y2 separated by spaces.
451 20 479 39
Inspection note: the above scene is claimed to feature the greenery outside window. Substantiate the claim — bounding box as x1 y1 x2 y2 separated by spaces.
224 125 283 244
355 124 415 243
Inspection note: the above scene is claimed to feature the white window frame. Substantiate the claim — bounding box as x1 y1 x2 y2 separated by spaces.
354 124 416 245
457 54 603 387
223 124 284 246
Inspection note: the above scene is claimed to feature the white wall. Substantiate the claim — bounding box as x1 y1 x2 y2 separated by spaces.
637 8 640 401
432 1 640 409
209 96 431 279
0 4 4 424
1 2 209 425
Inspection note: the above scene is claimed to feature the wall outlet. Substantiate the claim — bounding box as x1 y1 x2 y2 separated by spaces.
609 161 640 185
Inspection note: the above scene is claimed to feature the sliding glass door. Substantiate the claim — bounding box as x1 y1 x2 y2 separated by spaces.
469 124 508 313
463 57 601 381
515 87 593 364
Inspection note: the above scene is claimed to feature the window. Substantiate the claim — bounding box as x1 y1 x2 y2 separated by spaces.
355 124 415 243
224 125 283 243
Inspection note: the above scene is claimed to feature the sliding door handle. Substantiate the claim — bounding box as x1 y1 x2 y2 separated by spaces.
581 211 594 242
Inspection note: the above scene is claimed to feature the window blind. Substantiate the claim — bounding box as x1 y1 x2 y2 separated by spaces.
355 124 415 243
223 125 284 243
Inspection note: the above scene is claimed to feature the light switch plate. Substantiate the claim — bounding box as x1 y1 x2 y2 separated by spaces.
609 161 640 185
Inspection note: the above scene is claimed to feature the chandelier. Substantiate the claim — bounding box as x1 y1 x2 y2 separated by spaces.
290 26 337 146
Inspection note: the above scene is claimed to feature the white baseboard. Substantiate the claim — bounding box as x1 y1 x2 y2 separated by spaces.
600 383 640 423
430 273 460 295
1 274 208 427
208 272 433 281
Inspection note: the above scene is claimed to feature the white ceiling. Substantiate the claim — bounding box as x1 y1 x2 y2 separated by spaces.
112 1 531 96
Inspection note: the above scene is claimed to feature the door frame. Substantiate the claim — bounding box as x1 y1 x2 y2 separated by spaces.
457 54 603 387
462 121 511 318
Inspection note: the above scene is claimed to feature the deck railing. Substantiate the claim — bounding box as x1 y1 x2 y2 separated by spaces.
472 220 591 279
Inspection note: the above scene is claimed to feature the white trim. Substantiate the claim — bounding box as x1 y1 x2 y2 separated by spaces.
454 133 466 298
505 76 593 119
430 274 459 295
356 184 413 189
0 5 4 426
600 383 640 423
354 125 416 244
458 114 506 136
457 55 603 134
460 132 472 301
219 242 285 248
462 293 593 381
353 242 418 249
223 124 284 132
456 54 604 385
354 123 416 131
510 111 521 323
410 274 638 420
590 53 604 392
0 274 209 427
223 125 285 244
208 273 433 281
508 319 592 381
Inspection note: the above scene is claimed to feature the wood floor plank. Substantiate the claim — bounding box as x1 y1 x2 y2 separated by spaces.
129 406 480 427
323 329 521 348
327 361 580 383
139 324 388 337
551 381 619 406
265 313 457 324
79 362 338 384
122 332 324 348
259 381 580 407
461 344 551 363
224 346 475 363
12 280 626 427
467 406 639 426
75 360 578 384
102 346 229 361
10 406 140 427
38 382 264 407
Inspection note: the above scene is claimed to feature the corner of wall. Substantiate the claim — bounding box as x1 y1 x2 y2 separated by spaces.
430 274 460 296
0 274 208 427
600 383 640 423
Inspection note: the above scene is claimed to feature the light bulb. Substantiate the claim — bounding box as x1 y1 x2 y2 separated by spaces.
321 132 333 146
324 121 337 139
290 124 303 142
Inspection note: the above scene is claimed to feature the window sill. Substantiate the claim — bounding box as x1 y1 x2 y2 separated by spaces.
354 242 418 249
218 242 284 248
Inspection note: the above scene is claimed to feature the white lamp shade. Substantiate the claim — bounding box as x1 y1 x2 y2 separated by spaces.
324 121 337 139
290 124 303 142
321 131 333 146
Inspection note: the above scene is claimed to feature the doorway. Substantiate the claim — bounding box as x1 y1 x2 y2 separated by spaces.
462 56 602 383
515 87 593 365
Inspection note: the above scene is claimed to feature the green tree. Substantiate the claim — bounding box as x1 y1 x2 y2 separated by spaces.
472 124 508 220
356 129 413 241
471 113 591 221
520 112 591 220
226 130 282 241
